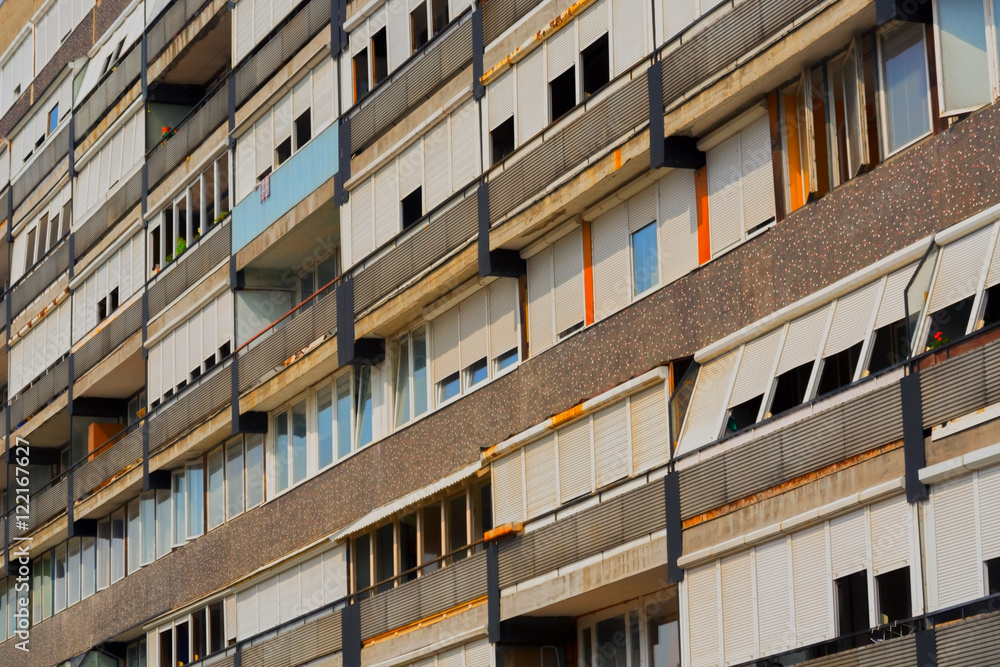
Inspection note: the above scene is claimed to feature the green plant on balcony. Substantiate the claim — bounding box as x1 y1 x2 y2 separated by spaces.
214 211 228 224
166 252 174 263
176 236 187 257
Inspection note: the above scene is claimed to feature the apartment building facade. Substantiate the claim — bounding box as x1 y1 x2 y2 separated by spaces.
0 0 997 664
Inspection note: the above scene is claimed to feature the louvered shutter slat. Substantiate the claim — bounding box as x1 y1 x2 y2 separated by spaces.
488 70 515 131
526 249 555 354
776 305 830 375
351 178 374 264
525 434 557 518
546 26 575 80
460 288 489 368
729 328 782 408
517 49 546 144
824 281 881 357
630 383 668 474
792 525 832 645
591 203 630 321
677 350 739 455
706 134 743 255
830 509 867 578
489 278 519 360
374 165 398 248
869 495 910 574
875 263 918 328
659 169 699 285
755 538 793 656
552 228 585 336
721 551 755 665
558 418 592 501
686 563 721 667
740 116 775 232
928 224 992 313
930 476 981 609
432 306 460 384
593 401 628 488
492 452 524 525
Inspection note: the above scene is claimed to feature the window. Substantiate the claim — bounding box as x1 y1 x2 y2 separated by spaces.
246 434 265 508
187 463 205 539
724 395 763 436
581 34 609 98
96 518 111 591
67 538 81 607
549 67 576 122
355 366 374 450
393 327 429 427
579 604 643 666
173 471 188 546
111 507 126 583
140 492 156 565
646 597 681 667
208 448 225 530
934 0 998 117
431 0 449 34
880 23 932 154
925 294 975 351
337 374 352 459
411 3 429 52
630 222 659 296
72 230 142 343
294 110 312 149
226 438 245 520
371 28 388 86
156 489 172 559
401 187 423 229
439 372 461 402
865 318 907 375
47 104 59 134
816 341 863 397
54 543 67 613
491 117 515 165
354 49 370 102
876 567 911 624
767 362 813 418
835 570 870 641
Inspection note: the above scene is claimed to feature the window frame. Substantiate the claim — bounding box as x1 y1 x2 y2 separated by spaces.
877 21 935 157
577 599 643 667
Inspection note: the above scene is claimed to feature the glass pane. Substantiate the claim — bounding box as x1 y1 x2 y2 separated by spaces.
127 499 141 573
245 434 265 508
422 504 443 575
595 614 627 666
412 328 428 416
400 513 418 582
187 464 205 539
41 553 52 619
275 411 289 493
629 610 640 666
208 448 225 529
96 519 111 590
210 601 225 652
67 538 81 607
448 495 467 563
355 534 372 597
155 488 172 559
226 439 245 519
882 25 931 153
141 493 156 564
393 337 412 427
54 544 67 612
173 472 187 546
111 509 125 583
938 0 990 113
318 385 334 469
292 400 308 484
631 222 659 296
336 374 353 459
376 523 395 592
355 366 373 449
81 536 96 599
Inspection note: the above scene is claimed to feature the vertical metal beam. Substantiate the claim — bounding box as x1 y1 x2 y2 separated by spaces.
477 182 491 275
472 5 485 100
66 468 75 538
915 627 936 664
901 373 928 503
341 601 361 667
647 62 664 170
487 540 500 642
664 470 684 583
337 273 356 367
142 420 151 491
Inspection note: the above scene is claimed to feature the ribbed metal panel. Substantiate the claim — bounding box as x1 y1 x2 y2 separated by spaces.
147 81 228 191
680 382 903 520
936 611 1000 665
352 193 477 317
234 0 330 107
482 0 543 44
148 361 232 452
74 170 143 261
238 290 336 392
24 477 68 533
10 237 70 313
348 15 473 155
74 299 143 377
9 356 70 427
358 550 486 641
148 222 231 317
11 123 70 209
147 0 213 62
921 340 999 428
74 44 142 142
73 427 143 502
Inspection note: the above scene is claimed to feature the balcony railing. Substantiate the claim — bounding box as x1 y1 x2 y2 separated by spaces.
73 298 144 378
8 356 70 429
148 358 233 453
231 122 338 253
11 122 71 209
147 0 217 63
73 169 143 261
148 217 231 317
74 43 142 143
9 234 70 313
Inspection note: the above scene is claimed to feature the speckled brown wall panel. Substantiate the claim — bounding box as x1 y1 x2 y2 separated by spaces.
8 84 1000 667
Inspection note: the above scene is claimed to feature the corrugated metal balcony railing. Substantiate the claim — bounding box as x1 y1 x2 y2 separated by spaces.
147 78 229 191
72 427 143 503
11 123 71 209
8 356 70 428
231 122 338 252
10 236 70 313
240 608 343 667
147 0 217 63
148 359 233 453
346 9 473 155
74 169 143 261
73 298 144 378
74 43 142 143
481 0 544 45
148 218 231 317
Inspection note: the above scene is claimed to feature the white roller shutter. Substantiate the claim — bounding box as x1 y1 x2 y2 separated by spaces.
547 26 575 80
437 647 463 667
517 48 546 144
218 291 234 350
979 467 1000 561
830 509 868 578
188 311 202 377
792 525 832 646
721 551 755 665
460 288 489 366
489 278 519 359
930 475 981 609
824 281 880 357
612 0 644 76
299 554 324 612
388 0 410 71
524 434 557 518
423 120 450 210
253 0 272 45
553 228 585 337
686 562 721 667
451 100 479 187
492 451 525 525
659 168 699 285
255 115 272 178
149 344 162 406
225 594 238 641
630 383 668 474
592 203 630 321
489 70 515 131
740 116 775 231
729 328 782 408
928 224 992 313
374 164 398 247
776 305 830 375
755 538 793 656
273 94 292 147
875 263 917 328
706 133 743 255
351 177 374 264
236 132 255 202
984 224 1000 289
628 184 657 232
312 58 335 130
277 568 301 623
558 418 592 502
526 248 555 355
323 545 348 602
398 141 423 200
937 0 991 115
678 350 739 455
432 306 461 384
579 0 608 49
463 638 492 667
203 299 217 357
869 495 911 575
593 401 629 488
256 576 279 631
236 587 258 639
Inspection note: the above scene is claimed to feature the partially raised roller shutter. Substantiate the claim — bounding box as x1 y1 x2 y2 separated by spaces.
432 306 461 385
558 418 592 502
706 133 743 255
526 249 555 355
776 305 830 375
492 451 525 525
524 434 557 518
928 224 992 313
594 400 628 487
677 350 738 455
824 280 880 357
592 203 630 321
630 383 668 474
659 169 699 285
553 229 585 337
729 328 782 408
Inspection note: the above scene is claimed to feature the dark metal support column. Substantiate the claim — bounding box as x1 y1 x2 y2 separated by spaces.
664 469 684 583
901 372 928 503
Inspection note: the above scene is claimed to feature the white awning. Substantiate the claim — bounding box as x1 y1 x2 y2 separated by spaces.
332 462 482 542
